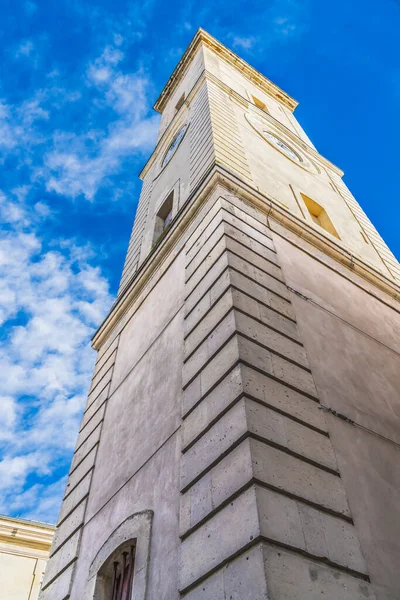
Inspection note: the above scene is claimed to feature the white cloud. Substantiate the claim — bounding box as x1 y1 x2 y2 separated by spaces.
40 43 159 200
0 192 113 523
16 40 34 58
232 36 257 51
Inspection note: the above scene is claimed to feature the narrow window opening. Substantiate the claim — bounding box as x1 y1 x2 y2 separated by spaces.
98 542 136 600
300 193 340 239
153 190 174 244
175 94 185 113
252 95 268 113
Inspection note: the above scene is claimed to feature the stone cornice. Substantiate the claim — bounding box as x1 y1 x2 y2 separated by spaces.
0 516 54 552
92 164 400 350
140 69 343 182
154 28 298 114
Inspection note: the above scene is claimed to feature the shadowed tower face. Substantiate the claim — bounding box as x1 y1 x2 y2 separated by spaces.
40 29 400 600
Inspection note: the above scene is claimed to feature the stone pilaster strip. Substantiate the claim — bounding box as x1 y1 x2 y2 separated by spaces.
179 193 375 598
39 336 120 599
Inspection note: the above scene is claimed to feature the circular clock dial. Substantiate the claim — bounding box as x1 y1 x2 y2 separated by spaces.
263 132 302 163
162 125 187 167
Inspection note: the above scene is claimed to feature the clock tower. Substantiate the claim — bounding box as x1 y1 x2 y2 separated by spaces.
41 30 400 600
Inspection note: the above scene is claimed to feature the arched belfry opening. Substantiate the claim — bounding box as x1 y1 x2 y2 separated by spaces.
85 511 152 600
95 541 135 600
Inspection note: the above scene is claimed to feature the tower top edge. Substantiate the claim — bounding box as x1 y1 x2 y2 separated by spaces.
153 28 298 113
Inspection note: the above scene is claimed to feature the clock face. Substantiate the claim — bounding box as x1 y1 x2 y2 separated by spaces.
263 132 302 163
162 125 187 167
244 111 320 174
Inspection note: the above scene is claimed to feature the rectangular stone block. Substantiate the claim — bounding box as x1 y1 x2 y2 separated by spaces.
184 289 233 358
182 335 240 415
57 471 92 525
184 269 231 335
94 335 118 373
232 288 300 342
39 561 75 600
235 310 309 368
225 235 283 282
65 446 97 498
70 423 102 473
88 351 115 395
83 382 110 424
183 311 236 387
238 336 317 399
262 544 375 600
227 252 290 301
186 222 226 280
223 218 277 260
241 364 327 432
185 236 227 296
179 486 260 591
96 331 118 363
51 499 86 555
181 542 268 600
245 398 336 471
182 363 243 444
185 252 229 316
78 401 105 440
251 439 350 516
42 529 81 589
185 202 225 263
220 199 270 240
270 351 317 398
230 268 295 320
257 486 366 574
181 400 248 490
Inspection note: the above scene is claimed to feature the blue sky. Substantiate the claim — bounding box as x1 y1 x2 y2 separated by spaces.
1 0 399 524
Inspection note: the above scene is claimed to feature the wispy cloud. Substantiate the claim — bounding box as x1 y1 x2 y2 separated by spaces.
39 43 159 200
0 192 113 522
231 35 258 51
15 39 34 58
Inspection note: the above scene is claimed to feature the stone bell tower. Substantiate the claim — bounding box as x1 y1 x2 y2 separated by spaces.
40 29 400 600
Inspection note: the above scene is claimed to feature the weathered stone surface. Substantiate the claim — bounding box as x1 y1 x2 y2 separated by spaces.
180 486 260 591
181 400 248 490
185 222 226 280
57 471 91 525
245 398 336 471
70 423 101 473
39 562 75 600
262 544 375 600
65 446 97 497
225 235 283 282
77 401 105 441
82 383 110 425
51 500 86 556
241 364 326 431
185 236 227 295
184 289 233 358
182 363 243 443
251 439 349 516
184 268 231 335
42 529 81 589
185 252 230 315
257 485 366 573
182 310 236 386
181 543 268 599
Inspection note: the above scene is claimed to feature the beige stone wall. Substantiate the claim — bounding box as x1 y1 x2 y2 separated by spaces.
0 515 54 600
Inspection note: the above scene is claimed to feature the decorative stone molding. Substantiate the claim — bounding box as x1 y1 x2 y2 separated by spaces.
85 511 153 600
154 29 298 114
